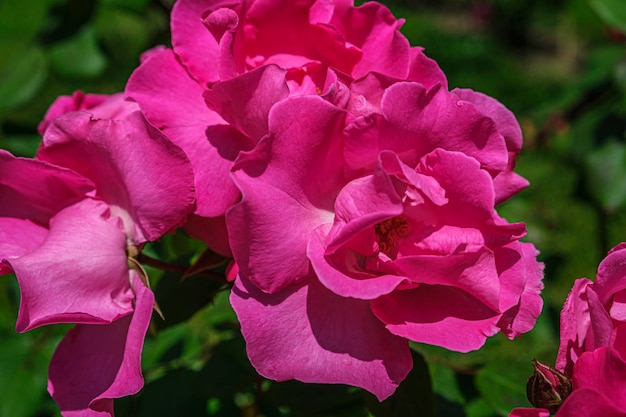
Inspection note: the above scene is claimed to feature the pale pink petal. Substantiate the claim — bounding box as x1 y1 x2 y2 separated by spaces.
231 275 412 401
9 199 134 332
47 275 154 417
203 64 289 141
126 48 251 217
372 285 500 352
38 111 195 242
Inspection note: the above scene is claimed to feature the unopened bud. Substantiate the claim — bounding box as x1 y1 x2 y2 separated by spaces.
526 359 572 413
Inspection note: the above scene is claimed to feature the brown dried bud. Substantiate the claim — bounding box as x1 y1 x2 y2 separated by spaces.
526 359 572 413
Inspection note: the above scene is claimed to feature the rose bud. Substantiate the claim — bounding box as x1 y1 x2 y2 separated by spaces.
526 359 573 413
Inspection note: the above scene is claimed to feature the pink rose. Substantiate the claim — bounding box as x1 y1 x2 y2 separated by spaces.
0 95 195 416
124 0 448 252
227 94 543 400
511 243 626 416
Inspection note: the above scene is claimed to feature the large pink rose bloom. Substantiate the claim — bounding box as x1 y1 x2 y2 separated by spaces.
511 243 626 417
124 0 450 251
227 94 543 400
0 95 195 416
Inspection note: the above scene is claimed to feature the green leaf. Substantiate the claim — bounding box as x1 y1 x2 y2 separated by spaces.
585 140 626 212
49 26 107 79
0 47 48 114
589 0 626 32
475 360 530 416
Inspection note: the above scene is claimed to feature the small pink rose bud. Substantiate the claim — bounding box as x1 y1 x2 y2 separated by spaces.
526 359 572 413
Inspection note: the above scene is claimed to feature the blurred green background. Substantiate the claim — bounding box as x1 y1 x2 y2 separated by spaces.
1 0 626 416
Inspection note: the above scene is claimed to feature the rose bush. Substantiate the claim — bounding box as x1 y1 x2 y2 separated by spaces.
511 243 626 416
0 95 195 416
227 92 543 400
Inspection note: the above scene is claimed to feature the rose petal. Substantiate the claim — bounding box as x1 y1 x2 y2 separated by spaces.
126 48 251 217
171 0 228 85
9 199 134 332
231 274 412 401
309 224 407 299
0 218 47 275
228 96 346 292
495 242 544 338
203 64 289 141
38 110 195 242
0 150 95 225
372 284 500 352
47 274 154 417
555 278 612 375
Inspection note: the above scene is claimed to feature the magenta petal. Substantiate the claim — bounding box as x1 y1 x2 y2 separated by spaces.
204 65 289 141
372 285 499 352
170 0 225 85
508 409 550 417
231 275 412 400
48 275 154 417
38 110 195 242
556 388 625 417
381 83 508 172
346 2 410 79
309 225 407 299
326 172 403 253
0 150 95 225
571 345 626 410
126 48 250 217
392 247 501 311
406 46 448 90
184 214 232 257
10 199 134 332
555 278 612 375
0 218 47 275
495 242 544 338
228 97 346 292
595 245 626 308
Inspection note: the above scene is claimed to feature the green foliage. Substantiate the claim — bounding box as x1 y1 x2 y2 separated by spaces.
2 0 626 416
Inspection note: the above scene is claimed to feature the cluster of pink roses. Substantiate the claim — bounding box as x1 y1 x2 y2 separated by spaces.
1 0 547 415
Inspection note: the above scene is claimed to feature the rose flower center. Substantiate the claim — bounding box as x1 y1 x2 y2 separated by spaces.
375 216 410 258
